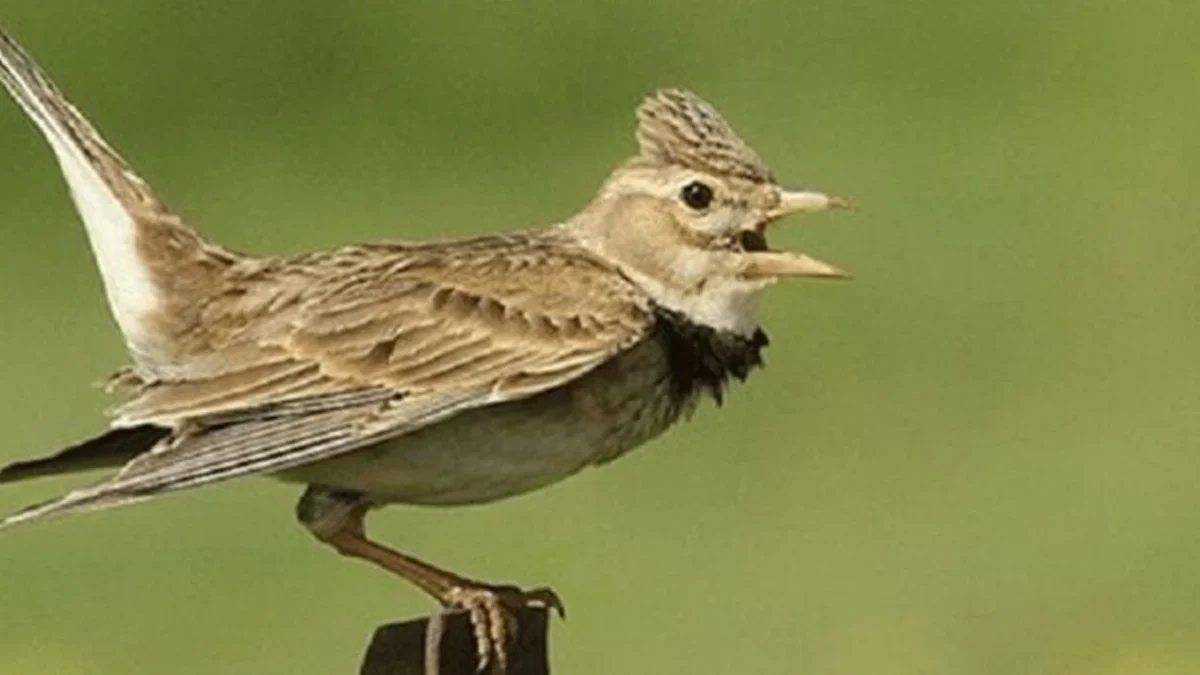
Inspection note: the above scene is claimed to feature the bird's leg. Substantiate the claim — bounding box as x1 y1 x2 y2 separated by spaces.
296 486 563 673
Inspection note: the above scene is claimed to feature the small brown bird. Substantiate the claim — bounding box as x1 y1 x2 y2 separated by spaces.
0 26 849 670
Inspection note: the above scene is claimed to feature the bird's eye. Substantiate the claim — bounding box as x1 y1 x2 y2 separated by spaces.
737 229 769 252
680 181 714 210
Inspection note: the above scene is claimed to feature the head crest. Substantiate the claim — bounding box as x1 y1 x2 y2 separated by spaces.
634 89 773 183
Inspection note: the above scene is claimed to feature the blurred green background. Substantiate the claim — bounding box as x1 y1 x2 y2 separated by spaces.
1 1 1198 673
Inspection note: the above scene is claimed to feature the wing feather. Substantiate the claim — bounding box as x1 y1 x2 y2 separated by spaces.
117 236 653 424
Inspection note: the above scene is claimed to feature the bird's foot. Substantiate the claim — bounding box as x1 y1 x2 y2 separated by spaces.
442 583 564 673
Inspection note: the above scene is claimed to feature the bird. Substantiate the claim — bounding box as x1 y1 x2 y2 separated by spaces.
0 25 850 671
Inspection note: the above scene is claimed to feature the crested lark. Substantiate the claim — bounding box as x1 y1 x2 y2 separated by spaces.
0 26 850 670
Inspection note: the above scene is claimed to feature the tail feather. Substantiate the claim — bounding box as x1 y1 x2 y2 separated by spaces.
0 425 170 532
0 27 234 367
0 28 165 346
0 425 169 484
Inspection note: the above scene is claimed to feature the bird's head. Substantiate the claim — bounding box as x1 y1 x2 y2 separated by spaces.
567 89 850 336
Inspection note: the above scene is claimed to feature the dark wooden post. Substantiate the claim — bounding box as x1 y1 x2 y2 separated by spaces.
359 607 551 675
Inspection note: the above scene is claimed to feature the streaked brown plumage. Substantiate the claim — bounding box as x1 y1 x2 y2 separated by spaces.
0 24 850 671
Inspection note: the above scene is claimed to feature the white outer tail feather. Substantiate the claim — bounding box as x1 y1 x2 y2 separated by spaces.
0 30 162 353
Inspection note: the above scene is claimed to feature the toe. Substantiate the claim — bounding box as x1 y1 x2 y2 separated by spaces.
442 582 564 673
521 586 566 619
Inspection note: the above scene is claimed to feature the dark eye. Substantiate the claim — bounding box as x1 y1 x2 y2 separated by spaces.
680 181 714 210
737 229 769 252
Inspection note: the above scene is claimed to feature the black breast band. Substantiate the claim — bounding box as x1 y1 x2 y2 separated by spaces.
654 308 768 406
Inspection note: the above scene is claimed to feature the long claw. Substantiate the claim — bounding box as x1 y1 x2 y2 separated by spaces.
522 586 567 619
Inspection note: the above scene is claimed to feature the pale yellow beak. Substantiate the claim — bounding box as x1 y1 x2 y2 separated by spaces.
741 251 848 279
742 188 852 280
766 189 854 221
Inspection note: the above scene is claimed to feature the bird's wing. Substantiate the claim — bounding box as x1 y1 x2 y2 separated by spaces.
0 238 654 528
117 235 654 423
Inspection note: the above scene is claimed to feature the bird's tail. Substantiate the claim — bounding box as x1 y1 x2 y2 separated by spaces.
0 425 169 485
0 425 170 531
0 27 238 368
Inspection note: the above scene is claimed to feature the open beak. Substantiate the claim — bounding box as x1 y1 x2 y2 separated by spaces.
741 188 852 280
